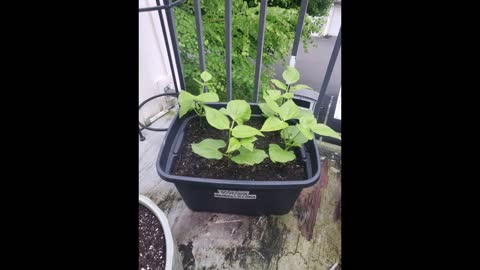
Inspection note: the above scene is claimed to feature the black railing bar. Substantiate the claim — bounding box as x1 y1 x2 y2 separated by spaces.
155 0 179 93
316 95 334 141
289 0 309 67
252 0 268 103
164 0 186 90
193 0 208 92
324 96 334 124
314 26 341 118
225 0 232 100
139 0 186 12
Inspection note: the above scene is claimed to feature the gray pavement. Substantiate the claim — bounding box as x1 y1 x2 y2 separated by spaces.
275 35 341 97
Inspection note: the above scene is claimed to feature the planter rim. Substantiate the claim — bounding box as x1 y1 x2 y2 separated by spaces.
156 102 321 189
139 195 174 270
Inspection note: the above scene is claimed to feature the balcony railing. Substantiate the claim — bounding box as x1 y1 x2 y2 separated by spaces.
139 0 341 140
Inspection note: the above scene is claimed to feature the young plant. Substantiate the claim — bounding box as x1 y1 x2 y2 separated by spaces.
269 66 313 105
190 100 268 165
259 67 341 163
178 71 219 118
194 70 220 94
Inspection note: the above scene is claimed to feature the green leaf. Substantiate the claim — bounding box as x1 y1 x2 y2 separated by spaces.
268 144 296 163
240 137 257 151
205 106 230 130
310 123 341 140
219 108 228 115
265 95 281 114
281 126 308 145
298 108 314 119
260 117 289 132
296 115 340 140
226 137 241 153
297 115 317 140
232 125 264 138
289 84 313 92
225 100 251 124
299 115 317 129
282 66 300 85
278 99 301 121
271 79 287 90
178 91 195 118
281 92 294 99
296 123 314 140
194 92 219 103
266 90 282 100
259 103 277 118
200 71 212 82
280 125 295 140
191 139 226 159
231 147 268 165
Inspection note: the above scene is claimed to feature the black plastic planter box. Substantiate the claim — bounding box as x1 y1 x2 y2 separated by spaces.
156 102 321 216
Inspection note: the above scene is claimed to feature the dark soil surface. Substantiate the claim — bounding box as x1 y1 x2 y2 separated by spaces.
139 204 166 270
172 116 306 181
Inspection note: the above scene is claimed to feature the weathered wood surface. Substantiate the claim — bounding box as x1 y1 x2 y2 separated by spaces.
139 111 341 270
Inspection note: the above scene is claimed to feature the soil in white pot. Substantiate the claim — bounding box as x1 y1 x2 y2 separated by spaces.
139 204 166 270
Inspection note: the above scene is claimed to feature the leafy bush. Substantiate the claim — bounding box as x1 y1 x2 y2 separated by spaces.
247 0 335 17
174 0 327 101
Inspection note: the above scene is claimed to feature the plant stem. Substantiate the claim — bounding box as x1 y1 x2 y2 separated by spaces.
285 129 302 151
193 106 201 116
193 103 205 117
193 78 204 85
291 129 301 141
281 84 291 105
221 117 236 160
228 119 235 139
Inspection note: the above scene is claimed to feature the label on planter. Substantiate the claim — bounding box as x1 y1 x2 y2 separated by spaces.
214 189 256 200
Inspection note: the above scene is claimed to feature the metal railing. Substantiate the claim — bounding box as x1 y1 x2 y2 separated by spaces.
139 0 341 140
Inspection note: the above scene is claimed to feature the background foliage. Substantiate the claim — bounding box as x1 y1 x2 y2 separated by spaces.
174 0 333 101
246 0 335 17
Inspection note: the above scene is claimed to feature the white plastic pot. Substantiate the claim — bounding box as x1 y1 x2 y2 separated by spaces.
139 195 183 270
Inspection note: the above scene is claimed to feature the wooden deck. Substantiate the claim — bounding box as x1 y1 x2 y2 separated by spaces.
139 110 342 270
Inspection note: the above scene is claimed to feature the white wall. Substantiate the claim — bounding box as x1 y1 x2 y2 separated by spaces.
139 0 178 124
334 88 341 120
323 3 341 37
